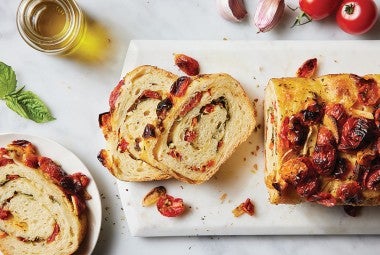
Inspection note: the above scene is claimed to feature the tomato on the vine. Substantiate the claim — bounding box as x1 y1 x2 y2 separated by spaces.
336 0 378 35
299 0 342 20
156 194 185 217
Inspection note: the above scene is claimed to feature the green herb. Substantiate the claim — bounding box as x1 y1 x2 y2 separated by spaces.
0 62 16 98
0 62 55 123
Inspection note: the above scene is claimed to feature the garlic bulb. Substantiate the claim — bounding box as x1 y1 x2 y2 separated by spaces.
254 0 285 32
216 0 247 22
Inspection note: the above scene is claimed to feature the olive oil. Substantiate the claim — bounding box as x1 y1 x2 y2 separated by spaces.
17 0 110 63
67 15 111 63
31 1 68 38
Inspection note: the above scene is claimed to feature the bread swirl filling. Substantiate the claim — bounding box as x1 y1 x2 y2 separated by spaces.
166 95 229 171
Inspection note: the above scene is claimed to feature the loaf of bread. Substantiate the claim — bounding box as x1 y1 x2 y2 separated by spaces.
99 65 256 184
264 74 380 206
0 140 88 255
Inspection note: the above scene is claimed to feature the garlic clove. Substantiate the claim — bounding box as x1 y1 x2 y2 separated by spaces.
216 0 247 22
254 0 285 32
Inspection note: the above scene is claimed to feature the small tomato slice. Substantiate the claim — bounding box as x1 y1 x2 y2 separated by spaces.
157 194 185 217
296 58 318 78
336 0 378 35
299 0 341 20
174 54 200 76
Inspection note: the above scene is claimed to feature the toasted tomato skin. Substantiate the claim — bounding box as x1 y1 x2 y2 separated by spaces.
299 0 341 20
156 194 185 217
336 0 378 35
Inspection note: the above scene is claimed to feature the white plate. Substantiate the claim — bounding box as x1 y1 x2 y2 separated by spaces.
0 133 102 255
117 40 380 236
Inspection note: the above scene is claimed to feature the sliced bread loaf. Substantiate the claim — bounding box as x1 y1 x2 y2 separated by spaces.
99 66 256 184
0 140 88 255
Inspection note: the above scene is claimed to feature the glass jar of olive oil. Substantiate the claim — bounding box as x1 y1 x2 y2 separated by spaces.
17 0 86 55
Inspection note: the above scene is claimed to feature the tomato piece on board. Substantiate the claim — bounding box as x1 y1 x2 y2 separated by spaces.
336 0 378 35
156 194 185 217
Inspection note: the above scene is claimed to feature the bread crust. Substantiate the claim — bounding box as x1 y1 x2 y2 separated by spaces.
265 74 380 206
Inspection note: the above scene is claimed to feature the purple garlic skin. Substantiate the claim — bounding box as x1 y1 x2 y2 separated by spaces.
254 0 285 32
216 0 248 22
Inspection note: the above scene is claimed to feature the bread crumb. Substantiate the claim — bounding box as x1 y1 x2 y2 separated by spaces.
232 198 255 217
220 193 227 203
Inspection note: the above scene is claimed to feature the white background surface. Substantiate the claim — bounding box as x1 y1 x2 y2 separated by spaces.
1 0 380 254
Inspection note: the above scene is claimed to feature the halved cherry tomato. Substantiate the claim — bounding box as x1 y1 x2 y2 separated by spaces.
336 0 378 35
299 0 341 20
156 194 185 217
174 54 200 76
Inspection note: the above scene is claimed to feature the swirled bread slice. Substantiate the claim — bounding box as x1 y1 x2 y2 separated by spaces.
98 65 177 181
264 74 380 207
0 140 89 255
154 73 256 184
99 66 256 184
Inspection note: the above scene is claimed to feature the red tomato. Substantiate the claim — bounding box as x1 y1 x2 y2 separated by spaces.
299 0 341 20
156 194 185 217
336 0 378 35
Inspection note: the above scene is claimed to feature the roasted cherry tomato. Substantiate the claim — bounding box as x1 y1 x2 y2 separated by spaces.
156 194 185 217
336 0 378 35
174 54 200 76
299 0 341 20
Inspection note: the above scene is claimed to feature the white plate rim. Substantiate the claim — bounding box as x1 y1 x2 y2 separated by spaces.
0 133 102 255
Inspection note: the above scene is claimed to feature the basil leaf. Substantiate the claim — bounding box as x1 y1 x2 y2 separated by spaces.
0 62 17 99
4 90 55 123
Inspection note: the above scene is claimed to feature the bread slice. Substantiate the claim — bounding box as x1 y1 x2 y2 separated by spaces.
0 140 88 255
264 74 380 206
99 65 256 184
98 65 176 181
154 73 256 184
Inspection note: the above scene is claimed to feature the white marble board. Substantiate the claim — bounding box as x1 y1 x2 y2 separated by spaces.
116 40 380 236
